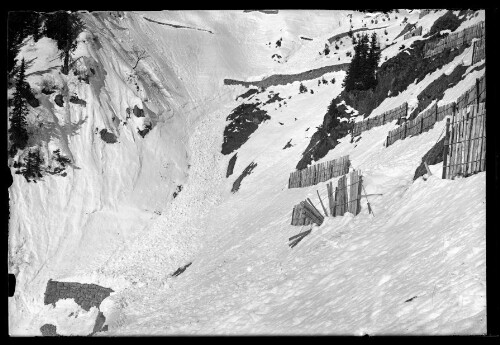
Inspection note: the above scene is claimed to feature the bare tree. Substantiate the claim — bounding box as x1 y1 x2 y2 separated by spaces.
131 46 149 70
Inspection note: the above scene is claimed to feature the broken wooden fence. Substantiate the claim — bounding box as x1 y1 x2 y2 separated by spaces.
471 37 485 65
442 102 485 179
291 170 363 226
386 75 485 147
352 102 408 137
424 21 484 59
288 155 350 188
404 26 423 40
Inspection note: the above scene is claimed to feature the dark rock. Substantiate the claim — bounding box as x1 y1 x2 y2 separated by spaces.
226 153 237 177
408 64 476 120
172 185 183 199
222 103 270 155
231 162 257 193
283 139 293 150
69 95 87 106
133 105 145 117
40 324 60 337
296 98 352 170
413 137 445 180
264 92 284 105
223 63 350 89
54 94 64 107
99 129 118 144
137 123 153 138
236 88 259 101
41 88 55 95
171 262 192 277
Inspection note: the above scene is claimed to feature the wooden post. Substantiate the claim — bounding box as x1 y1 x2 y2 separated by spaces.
333 186 338 217
471 40 477 65
442 117 451 179
356 175 363 215
476 78 480 106
465 106 475 176
317 190 329 217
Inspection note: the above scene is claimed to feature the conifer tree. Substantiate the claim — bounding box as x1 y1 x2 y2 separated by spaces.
45 11 85 75
342 33 380 92
7 11 42 75
21 147 44 182
9 58 30 157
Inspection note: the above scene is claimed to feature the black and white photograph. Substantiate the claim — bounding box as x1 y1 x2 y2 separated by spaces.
6 9 491 336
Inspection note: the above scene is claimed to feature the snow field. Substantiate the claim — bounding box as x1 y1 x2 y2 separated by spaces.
8 10 485 335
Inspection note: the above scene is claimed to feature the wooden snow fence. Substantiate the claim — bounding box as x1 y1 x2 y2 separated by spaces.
290 170 363 226
386 75 485 147
288 155 350 188
404 26 423 40
442 102 486 179
352 103 408 137
424 21 484 59
472 37 485 65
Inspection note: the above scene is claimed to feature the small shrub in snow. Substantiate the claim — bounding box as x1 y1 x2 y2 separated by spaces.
399 44 406 50
299 83 308 93
53 149 71 167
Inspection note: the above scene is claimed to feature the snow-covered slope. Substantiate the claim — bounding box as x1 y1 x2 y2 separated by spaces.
8 9 485 335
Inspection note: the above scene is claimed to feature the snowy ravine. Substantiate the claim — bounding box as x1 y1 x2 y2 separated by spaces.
8 10 485 335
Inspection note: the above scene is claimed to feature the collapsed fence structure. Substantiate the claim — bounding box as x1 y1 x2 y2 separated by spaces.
404 26 423 40
442 102 486 179
291 170 363 226
423 21 484 59
471 37 485 65
352 103 408 137
386 75 485 147
288 155 350 188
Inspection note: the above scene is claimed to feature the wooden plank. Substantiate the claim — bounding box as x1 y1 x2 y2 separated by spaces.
306 198 324 219
458 107 467 177
333 186 339 217
337 175 347 216
467 106 477 175
447 107 456 179
327 182 334 216
317 190 329 217
302 202 323 225
289 229 312 241
471 106 481 174
478 103 486 172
